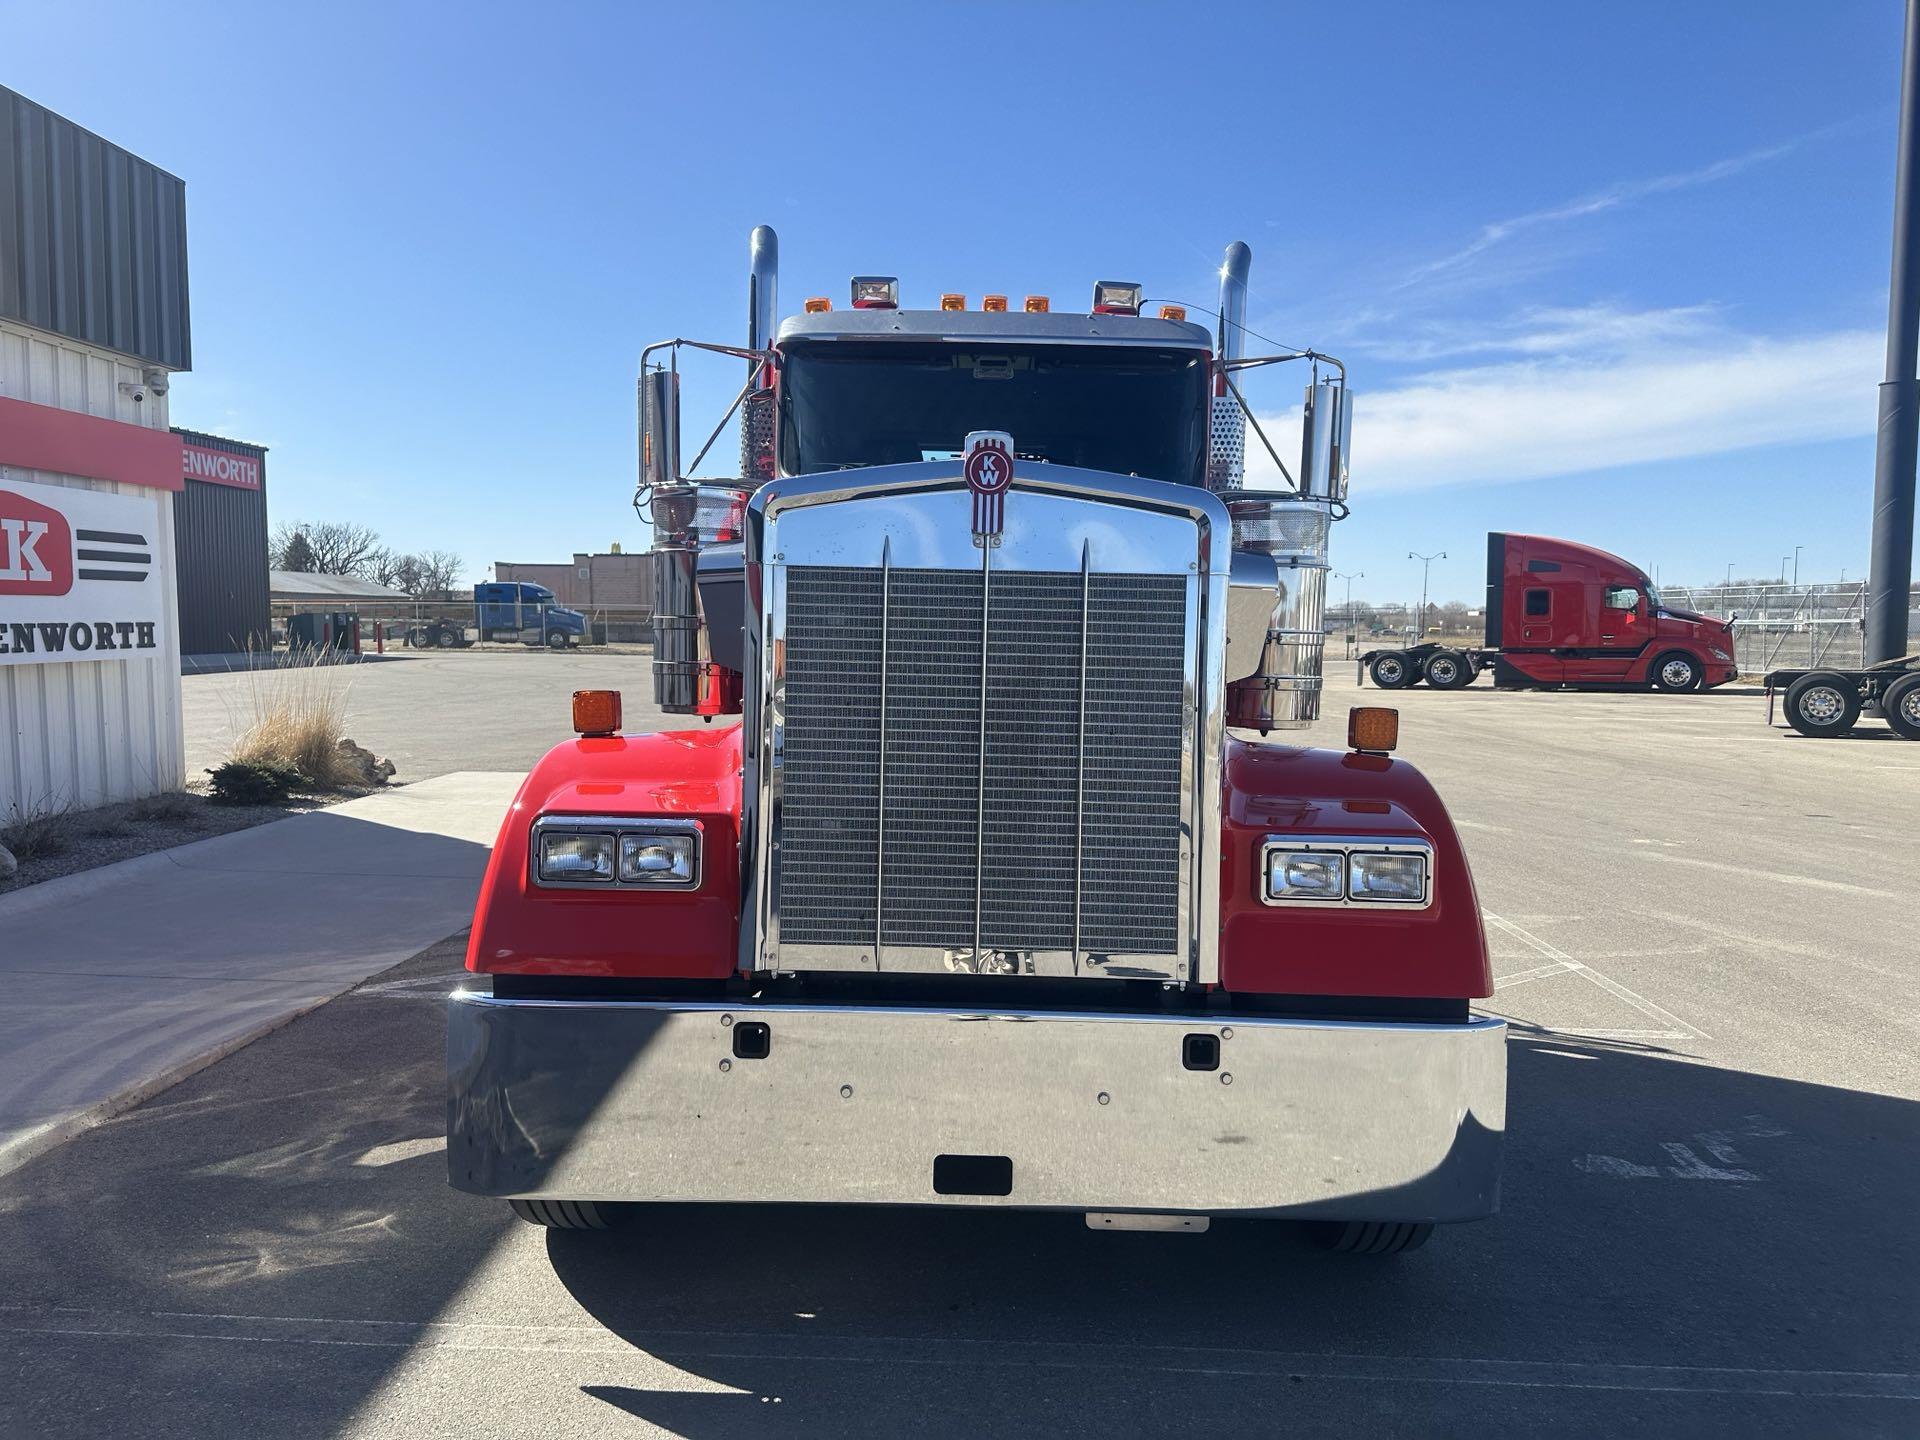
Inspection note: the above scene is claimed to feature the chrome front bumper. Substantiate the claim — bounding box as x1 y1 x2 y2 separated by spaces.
447 994 1505 1222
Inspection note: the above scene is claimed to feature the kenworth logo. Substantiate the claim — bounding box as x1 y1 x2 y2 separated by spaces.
0 490 74 597
180 441 262 490
0 481 166 668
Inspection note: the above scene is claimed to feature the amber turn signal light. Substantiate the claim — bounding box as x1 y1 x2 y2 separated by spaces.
1348 706 1398 753
573 689 623 737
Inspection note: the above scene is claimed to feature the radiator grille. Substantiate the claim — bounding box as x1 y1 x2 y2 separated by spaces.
779 563 1188 964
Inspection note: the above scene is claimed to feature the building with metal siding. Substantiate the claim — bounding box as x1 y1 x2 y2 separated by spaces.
0 88 189 818
171 429 270 656
0 85 190 372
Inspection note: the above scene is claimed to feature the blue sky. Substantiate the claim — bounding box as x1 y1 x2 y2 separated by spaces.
4 1 1906 607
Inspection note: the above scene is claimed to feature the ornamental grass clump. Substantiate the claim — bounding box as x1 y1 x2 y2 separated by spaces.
225 645 359 791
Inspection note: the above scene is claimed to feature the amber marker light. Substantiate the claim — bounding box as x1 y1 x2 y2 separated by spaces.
982 294 1008 313
1348 706 1399 754
1024 295 1050 312
1158 304 1188 321
573 689 623 737
940 293 967 311
803 296 832 313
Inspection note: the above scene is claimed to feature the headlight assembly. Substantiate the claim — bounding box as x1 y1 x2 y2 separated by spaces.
531 816 702 890
1259 836 1434 909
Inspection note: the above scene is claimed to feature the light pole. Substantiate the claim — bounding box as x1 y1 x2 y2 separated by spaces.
1409 551 1445 638
1793 544 1803 587
1334 570 1364 655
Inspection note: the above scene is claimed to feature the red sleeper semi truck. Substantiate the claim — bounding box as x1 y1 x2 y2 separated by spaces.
445 230 1505 1255
1359 533 1739 693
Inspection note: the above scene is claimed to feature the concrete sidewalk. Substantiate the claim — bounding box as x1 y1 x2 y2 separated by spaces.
0 771 520 1176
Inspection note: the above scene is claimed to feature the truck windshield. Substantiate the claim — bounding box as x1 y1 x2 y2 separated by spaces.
777 342 1210 485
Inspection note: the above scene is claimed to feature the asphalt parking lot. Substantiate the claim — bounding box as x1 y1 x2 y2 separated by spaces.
8 656 1915 1437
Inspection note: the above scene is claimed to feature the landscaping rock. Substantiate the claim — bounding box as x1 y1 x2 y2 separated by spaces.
336 739 397 787
0 843 15 880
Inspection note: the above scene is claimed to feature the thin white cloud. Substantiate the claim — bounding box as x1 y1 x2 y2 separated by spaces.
1241 327 1881 493
1398 134 1816 291
1366 302 1724 363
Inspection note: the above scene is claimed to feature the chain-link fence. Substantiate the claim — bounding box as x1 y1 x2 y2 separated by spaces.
267 601 655 653
1656 582 1916 673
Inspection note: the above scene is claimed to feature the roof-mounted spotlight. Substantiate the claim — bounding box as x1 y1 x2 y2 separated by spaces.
850 276 899 310
1091 281 1143 316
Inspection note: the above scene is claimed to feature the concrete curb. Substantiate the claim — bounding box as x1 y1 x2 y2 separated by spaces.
0 989 341 1181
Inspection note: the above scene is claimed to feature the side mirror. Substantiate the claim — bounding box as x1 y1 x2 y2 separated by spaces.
641 368 681 490
1300 382 1351 502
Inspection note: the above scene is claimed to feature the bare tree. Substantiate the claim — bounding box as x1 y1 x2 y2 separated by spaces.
414 550 464 601
271 520 384 577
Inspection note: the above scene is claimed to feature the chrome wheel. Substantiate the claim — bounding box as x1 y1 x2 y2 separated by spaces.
1429 658 1458 684
1901 688 1920 726
1375 657 1404 684
1800 686 1845 724
1660 658 1695 688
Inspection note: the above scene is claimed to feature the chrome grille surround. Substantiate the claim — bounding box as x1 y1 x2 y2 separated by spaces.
741 463 1230 984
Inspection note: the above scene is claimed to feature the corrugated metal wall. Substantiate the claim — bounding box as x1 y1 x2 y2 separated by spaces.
171 431 270 655
0 318 185 815
0 85 191 371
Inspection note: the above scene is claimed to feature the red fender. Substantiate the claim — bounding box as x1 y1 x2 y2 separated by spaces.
1220 737 1492 999
466 725 743 977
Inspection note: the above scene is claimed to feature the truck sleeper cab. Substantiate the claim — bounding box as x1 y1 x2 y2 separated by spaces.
1359 533 1738 694
447 230 1505 1255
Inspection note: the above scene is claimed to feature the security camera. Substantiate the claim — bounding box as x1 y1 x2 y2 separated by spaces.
142 367 169 397
118 381 147 404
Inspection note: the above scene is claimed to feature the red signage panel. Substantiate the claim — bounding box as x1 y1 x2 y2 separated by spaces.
180 441 262 490
0 395 184 492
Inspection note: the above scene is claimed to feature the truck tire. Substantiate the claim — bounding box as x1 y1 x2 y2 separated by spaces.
436 628 460 649
1423 650 1472 689
1305 1220 1433 1255
1369 653 1414 689
1783 672 1861 737
508 1199 630 1230
1650 651 1703 692
546 629 569 650
1881 672 1920 740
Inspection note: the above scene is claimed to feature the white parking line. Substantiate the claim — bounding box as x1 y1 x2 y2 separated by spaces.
1635 853 1900 900
1484 910 1707 1041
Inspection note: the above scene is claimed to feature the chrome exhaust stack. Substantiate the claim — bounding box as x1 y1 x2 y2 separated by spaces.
741 224 779 482
1211 241 1347 734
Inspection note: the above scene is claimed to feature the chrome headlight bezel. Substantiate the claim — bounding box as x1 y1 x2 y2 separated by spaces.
531 815 703 890
1258 835 1434 909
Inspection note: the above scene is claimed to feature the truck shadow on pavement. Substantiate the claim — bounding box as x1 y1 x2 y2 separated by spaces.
555 1029 1919 1439
0 954 1913 1439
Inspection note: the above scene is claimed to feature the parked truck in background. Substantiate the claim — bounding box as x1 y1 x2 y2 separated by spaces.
408 581 588 649
1359 533 1739 693
445 228 1505 1256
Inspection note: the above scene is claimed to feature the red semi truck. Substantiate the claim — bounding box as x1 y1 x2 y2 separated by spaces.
445 230 1505 1255
1359 533 1739 693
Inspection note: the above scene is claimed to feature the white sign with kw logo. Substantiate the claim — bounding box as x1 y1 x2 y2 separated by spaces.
0 479 167 667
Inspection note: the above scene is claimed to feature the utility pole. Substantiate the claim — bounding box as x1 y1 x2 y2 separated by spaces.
1409 550 1445 638
1335 570 1364 656
1869 0 1920 663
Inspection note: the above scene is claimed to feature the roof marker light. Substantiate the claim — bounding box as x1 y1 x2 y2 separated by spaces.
1092 281 1143 316
1024 295 1050 313
940 293 966 311
804 296 832 313
982 294 1008 313
850 276 899 310
1158 303 1187 321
